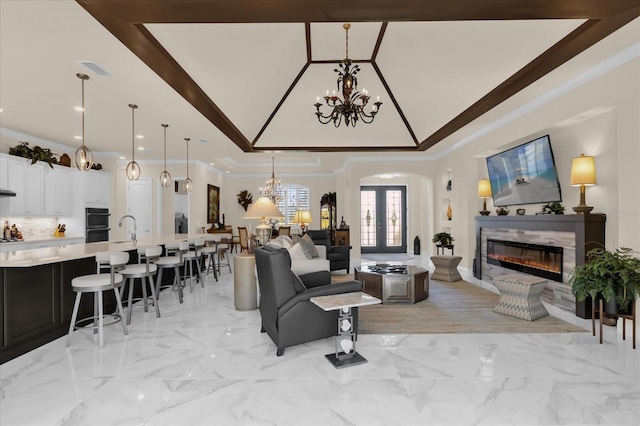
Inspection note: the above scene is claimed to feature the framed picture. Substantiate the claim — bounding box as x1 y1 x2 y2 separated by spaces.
207 184 220 224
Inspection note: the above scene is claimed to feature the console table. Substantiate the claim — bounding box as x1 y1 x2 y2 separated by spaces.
310 292 381 368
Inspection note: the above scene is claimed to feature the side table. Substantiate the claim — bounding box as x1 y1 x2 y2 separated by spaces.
234 253 257 311
311 292 381 368
492 274 549 321
436 244 455 255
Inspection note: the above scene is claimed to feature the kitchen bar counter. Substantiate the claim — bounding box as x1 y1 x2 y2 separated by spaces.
0 234 207 363
0 234 201 267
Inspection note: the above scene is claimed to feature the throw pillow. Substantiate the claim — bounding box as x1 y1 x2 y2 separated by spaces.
288 242 307 260
291 234 302 244
299 234 319 259
268 235 293 249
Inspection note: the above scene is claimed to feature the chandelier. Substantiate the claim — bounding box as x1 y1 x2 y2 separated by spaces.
260 157 282 203
314 23 382 127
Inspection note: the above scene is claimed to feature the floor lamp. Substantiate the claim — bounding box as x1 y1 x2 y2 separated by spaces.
243 196 284 246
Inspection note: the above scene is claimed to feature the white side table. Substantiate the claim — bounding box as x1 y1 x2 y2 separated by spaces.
234 253 257 311
311 292 381 368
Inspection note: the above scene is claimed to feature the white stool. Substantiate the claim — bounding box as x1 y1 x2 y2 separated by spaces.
67 252 129 348
120 246 162 325
184 239 205 292
154 241 189 303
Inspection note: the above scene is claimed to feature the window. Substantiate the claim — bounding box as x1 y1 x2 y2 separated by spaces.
276 185 310 225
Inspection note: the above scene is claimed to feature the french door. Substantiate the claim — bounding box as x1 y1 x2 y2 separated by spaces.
360 186 407 253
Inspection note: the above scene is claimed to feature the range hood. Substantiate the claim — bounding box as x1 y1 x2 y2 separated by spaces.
0 189 17 197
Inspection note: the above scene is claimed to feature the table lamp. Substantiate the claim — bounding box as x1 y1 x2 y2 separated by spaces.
477 178 492 216
293 210 312 234
570 153 596 214
242 196 284 246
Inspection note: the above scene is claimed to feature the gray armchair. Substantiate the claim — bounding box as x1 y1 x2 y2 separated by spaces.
254 245 362 356
307 229 351 273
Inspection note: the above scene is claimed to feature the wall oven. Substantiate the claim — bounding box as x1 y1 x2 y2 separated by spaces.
86 208 110 242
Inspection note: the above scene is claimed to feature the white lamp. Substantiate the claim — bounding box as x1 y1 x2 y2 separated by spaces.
477 179 492 216
570 153 596 214
293 210 313 234
243 196 284 246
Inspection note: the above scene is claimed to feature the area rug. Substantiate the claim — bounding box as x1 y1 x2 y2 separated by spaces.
360 253 414 261
332 275 585 334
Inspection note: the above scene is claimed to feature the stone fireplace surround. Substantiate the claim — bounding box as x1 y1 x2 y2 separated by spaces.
474 214 605 318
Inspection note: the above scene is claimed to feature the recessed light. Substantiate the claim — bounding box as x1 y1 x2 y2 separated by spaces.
0 108 4 113
74 106 84 112
209 163 215 166
198 139 208 144
74 135 82 140
136 134 144 139
137 146 145 151
225 171 230 174
119 156 126 160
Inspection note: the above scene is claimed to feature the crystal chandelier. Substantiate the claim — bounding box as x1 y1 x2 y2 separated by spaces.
314 23 382 127
260 157 281 203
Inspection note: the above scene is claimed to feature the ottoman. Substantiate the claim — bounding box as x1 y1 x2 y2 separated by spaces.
492 274 549 321
430 255 462 282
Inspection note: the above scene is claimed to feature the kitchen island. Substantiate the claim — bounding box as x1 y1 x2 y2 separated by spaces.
0 235 201 363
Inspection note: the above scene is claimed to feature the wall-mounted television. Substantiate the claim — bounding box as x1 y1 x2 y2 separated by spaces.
486 135 562 207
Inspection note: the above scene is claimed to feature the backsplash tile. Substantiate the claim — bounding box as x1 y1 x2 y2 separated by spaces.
0 217 58 240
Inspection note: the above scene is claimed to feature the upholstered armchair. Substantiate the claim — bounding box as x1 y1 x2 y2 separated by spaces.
254 245 362 356
307 229 351 273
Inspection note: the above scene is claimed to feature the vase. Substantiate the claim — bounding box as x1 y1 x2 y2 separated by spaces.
446 202 452 220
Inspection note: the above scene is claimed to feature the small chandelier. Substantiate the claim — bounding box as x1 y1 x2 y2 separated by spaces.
314 23 382 127
159 123 172 187
260 157 281 203
183 137 193 192
74 73 94 170
125 104 141 180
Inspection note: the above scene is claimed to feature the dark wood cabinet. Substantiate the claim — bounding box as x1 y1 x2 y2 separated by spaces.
335 229 350 246
320 192 337 244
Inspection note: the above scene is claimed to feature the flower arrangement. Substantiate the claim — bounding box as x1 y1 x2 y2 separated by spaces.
237 190 253 211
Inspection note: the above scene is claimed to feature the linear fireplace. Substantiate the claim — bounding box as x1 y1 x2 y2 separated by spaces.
487 239 563 282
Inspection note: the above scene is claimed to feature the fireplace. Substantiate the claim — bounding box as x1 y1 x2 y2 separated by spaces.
487 239 563 282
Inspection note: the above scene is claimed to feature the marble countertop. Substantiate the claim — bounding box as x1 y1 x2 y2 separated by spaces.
0 234 203 268
0 235 85 247
310 292 381 311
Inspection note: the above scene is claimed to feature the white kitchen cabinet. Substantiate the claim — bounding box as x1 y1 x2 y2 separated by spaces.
6 158 44 216
45 166 73 216
84 171 110 207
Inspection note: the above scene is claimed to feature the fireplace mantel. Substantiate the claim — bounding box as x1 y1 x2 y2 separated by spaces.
474 213 606 318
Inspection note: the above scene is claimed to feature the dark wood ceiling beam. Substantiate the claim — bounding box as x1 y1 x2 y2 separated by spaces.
252 145 418 152
253 62 310 145
305 22 312 62
418 7 640 151
371 22 387 61
80 0 640 23
78 1 254 153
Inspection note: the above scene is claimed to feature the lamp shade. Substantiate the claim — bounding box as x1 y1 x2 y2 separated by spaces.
242 196 284 219
477 179 492 198
293 210 313 224
570 154 596 186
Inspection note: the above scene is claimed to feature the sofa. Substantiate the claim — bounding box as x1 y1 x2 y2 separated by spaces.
267 235 329 275
254 245 362 356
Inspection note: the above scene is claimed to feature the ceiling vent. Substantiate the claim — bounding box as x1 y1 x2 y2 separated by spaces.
78 61 110 76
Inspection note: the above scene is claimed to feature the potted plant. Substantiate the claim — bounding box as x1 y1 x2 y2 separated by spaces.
570 247 640 316
541 201 565 214
432 231 454 247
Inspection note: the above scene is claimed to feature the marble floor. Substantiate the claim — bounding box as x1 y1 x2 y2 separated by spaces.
1 253 639 426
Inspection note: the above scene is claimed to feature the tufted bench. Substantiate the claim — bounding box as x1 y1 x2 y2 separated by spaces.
492 274 549 321
430 255 463 282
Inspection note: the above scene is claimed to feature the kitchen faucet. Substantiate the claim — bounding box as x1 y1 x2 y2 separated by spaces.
118 215 137 243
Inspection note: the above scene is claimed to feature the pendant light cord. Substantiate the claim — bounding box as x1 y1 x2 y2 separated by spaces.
131 106 135 161
162 124 168 170
81 78 85 149
185 138 190 178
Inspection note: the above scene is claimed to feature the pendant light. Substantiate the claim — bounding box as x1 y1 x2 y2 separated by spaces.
159 123 172 187
125 104 141 180
183 137 193 192
74 73 94 171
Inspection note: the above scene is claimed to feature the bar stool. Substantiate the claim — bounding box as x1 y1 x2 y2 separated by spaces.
216 233 233 275
202 235 219 281
67 251 129 348
120 245 162 325
154 241 189 303
183 239 205 292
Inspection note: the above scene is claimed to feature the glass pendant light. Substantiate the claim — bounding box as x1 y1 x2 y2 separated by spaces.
74 73 94 170
159 123 172 187
125 104 141 180
183 137 193 192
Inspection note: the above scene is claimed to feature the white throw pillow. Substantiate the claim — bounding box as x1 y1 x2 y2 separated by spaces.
288 243 308 260
268 235 293 249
